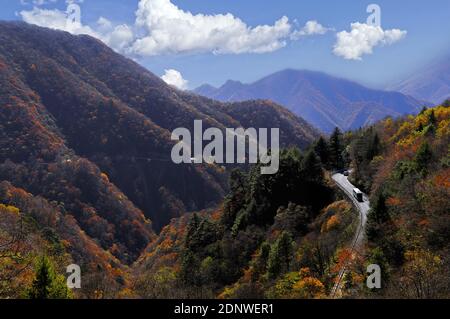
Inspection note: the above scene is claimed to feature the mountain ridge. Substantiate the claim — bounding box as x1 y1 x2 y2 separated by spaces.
0 21 319 265
194 69 427 133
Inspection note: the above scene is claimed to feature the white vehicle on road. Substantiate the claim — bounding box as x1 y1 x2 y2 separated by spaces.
353 188 363 202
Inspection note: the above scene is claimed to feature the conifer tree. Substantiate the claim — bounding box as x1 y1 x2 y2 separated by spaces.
301 150 323 183
252 242 271 281
366 193 389 242
428 110 437 126
314 136 330 167
27 256 71 299
415 142 433 176
329 127 344 170
267 232 294 279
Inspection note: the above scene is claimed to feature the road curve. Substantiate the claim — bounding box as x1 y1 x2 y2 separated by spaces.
330 173 370 297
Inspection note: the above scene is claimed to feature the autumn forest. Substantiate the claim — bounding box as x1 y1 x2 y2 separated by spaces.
0 21 449 300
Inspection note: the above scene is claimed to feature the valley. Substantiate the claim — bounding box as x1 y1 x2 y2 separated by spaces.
0 20 449 300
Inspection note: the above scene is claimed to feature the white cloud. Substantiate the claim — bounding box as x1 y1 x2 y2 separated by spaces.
107 25 134 51
131 0 292 55
95 17 134 51
333 22 406 60
20 7 99 37
19 0 329 57
161 69 188 90
97 16 112 31
291 20 331 40
20 7 134 52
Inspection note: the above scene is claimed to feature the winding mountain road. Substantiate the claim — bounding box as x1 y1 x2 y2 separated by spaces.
330 172 371 297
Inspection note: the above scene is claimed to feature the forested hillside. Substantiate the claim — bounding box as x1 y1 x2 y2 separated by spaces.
343 102 450 298
133 145 360 298
0 21 319 298
132 102 450 299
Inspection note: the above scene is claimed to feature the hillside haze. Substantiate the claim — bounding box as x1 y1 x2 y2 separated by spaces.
389 54 450 105
0 21 319 264
195 69 426 133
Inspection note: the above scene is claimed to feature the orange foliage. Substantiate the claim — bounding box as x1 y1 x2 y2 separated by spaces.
433 169 450 189
323 215 340 232
159 238 174 250
418 218 430 227
332 248 353 273
386 196 402 207
211 208 222 221
100 172 109 181
242 267 253 282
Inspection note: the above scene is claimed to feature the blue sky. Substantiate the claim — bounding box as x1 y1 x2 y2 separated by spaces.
2 0 450 89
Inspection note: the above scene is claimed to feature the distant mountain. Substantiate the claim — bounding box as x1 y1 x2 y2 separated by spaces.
194 69 426 133
389 54 450 105
0 22 318 265
195 84 219 97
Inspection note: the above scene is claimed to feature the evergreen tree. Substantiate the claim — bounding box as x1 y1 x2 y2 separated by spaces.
267 232 294 279
179 250 200 287
273 204 310 236
222 169 247 228
416 122 424 132
252 242 271 282
366 192 389 242
277 232 294 271
301 150 324 183
267 247 281 280
414 142 433 176
425 110 437 136
367 247 390 283
185 213 201 250
314 136 330 167
329 127 344 170
366 133 381 161
27 256 71 299
428 110 437 126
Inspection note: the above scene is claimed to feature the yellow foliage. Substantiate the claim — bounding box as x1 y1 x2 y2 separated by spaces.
437 118 450 137
218 285 238 299
434 106 450 122
371 155 384 166
404 249 441 265
392 106 449 145
292 277 325 299
0 203 20 215
384 117 394 130
117 288 135 299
